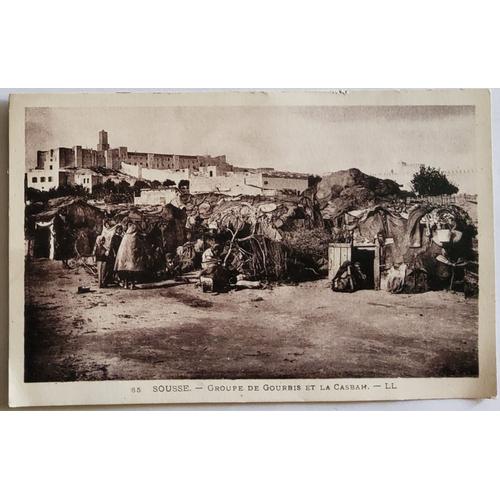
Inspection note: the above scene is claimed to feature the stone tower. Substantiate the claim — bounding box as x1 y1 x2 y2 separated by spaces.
97 130 109 151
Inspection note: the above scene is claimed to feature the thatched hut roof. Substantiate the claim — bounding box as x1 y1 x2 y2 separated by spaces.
182 190 323 242
30 197 103 224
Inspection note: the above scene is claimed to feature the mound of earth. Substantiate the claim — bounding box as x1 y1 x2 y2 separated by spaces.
317 168 401 200
317 168 402 219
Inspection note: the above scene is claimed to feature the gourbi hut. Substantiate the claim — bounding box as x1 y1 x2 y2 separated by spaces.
25 197 104 261
326 203 477 294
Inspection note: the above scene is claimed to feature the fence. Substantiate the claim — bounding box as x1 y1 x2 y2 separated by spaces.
405 194 477 206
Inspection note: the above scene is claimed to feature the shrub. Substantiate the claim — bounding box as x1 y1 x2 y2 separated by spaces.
411 166 459 196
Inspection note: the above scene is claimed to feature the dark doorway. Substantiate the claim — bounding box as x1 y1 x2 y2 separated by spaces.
352 248 375 289
34 226 51 258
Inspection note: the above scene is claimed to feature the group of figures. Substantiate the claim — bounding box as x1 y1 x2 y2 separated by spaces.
92 220 229 291
93 222 144 289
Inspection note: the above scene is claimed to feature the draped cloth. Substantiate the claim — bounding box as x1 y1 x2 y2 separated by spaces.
386 264 407 293
114 225 146 272
406 205 431 248
100 223 121 251
35 219 56 260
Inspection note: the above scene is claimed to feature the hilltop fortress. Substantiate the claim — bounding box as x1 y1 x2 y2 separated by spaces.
26 130 310 196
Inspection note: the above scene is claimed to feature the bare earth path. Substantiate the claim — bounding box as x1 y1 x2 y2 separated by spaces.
25 259 478 381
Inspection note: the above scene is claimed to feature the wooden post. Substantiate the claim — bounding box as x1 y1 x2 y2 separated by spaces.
374 240 381 290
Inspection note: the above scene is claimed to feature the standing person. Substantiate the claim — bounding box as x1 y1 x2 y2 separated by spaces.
100 220 115 251
93 236 108 288
114 222 145 289
105 224 123 285
193 237 205 269
54 213 73 268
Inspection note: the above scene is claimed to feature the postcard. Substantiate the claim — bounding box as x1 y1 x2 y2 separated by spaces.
8 90 496 406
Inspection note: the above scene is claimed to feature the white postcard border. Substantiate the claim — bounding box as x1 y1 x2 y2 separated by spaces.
8 90 497 407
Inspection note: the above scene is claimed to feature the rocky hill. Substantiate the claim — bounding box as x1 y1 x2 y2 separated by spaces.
317 168 402 219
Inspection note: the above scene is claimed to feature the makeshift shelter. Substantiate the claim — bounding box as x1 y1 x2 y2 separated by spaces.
179 191 328 281
105 203 187 277
26 197 104 260
182 191 322 236
74 191 327 282
327 203 477 293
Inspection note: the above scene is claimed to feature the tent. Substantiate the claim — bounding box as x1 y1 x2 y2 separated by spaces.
181 191 328 281
181 190 322 237
27 197 104 260
100 191 326 281
328 203 477 293
102 203 187 276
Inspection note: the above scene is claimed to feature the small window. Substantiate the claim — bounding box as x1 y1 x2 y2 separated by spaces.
48 176 52 182
49 165 53 170
40 176 46 182
32 177 37 183
263 180 268 185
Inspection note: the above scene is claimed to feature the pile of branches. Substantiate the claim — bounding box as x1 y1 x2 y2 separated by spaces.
221 218 325 282
184 192 322 238
224 235 322 282
187 192 330 282
281 227 332 265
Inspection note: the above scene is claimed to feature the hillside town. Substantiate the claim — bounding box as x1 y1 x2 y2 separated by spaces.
24 130 479 382
26 130 310 198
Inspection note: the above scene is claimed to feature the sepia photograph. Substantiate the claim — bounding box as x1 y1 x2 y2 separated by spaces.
8 90 496 406
3 6 500 500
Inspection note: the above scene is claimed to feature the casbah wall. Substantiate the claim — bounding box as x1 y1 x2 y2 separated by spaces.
261 175 309 192
134 188 180 205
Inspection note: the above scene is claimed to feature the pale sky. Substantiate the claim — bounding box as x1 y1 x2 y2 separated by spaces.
25 105 475 186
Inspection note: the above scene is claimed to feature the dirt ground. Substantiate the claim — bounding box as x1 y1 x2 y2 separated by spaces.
24 259 479 382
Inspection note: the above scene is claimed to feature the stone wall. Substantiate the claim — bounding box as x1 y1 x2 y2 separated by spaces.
134 188 180 206
141 168 190 184
261 175 309 193
190 173 272 195
120 162 142 178
121 162 191 184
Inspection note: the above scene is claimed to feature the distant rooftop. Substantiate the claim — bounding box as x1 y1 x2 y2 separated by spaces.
261 170 309 179
75 168 101 175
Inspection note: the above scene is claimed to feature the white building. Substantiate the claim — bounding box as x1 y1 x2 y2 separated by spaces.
26 164 74 192
134 188 180 206
27 164 103 193
123 160 309 197
121 162 191 185
379 161 476 193
73 169 103 193
26 169 60 191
